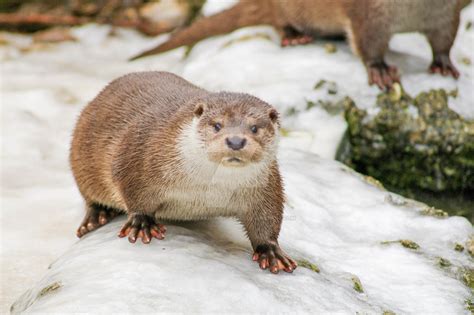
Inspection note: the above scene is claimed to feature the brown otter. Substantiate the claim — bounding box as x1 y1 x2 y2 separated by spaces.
70 71 296 274
130 0 465 90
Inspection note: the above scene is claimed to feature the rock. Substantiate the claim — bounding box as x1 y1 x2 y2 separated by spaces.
339 89 474 193
10 150 473 314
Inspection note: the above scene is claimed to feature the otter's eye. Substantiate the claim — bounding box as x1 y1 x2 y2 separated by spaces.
214 123 222 132
250 125 258 134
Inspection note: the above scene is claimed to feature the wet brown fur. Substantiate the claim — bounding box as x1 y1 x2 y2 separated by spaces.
70 71 295 273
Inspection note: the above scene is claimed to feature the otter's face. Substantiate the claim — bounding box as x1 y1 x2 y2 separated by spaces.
193 101 279 167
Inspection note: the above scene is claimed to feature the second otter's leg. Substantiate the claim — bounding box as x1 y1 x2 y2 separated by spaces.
241 197 297 274
77 203 121 237
347 9 399 90
425 20 460 79
118 213 166 244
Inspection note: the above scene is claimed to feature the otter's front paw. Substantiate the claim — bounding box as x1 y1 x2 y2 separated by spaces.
252 243 297 274
118 214 166 244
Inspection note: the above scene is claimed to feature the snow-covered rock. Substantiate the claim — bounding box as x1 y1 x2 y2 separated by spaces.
10 149 474 314
2 2 473 313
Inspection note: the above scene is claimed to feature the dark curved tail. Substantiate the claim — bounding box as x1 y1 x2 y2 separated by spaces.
129 1 269 61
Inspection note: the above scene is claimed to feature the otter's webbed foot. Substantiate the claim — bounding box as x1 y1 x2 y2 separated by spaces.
252 243 297 274
429 54 459 79
367 61 400 91
281 26 313 47
118 213 166 244
77 204 120 238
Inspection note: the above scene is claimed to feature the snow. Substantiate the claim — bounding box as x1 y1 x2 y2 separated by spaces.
9 152 474 314
1 1 473 314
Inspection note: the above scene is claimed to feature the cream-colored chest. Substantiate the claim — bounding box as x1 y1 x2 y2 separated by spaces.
157 182 249 220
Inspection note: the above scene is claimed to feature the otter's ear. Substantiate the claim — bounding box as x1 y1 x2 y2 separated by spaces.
193 103 206 118
268 108 279 124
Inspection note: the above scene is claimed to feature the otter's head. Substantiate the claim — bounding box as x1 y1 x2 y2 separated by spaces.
186 92 280 168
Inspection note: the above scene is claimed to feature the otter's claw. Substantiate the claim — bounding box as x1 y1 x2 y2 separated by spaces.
253 244 297 274
77 205 120 238
118 214 166 244
367 61 400 91
429 54 459 79
281 34 313 46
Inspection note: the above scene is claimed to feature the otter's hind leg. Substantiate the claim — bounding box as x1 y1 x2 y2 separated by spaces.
76 203 121 237
425 21 460 79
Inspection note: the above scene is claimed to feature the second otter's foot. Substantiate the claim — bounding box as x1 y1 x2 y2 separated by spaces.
429 54 459 79
281 34 313 46
367 61 400 91
281 26 313 46
77 204 120 238
118 213 166 244
252 243 297 274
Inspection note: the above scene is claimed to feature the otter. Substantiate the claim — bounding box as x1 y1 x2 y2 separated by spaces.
70 71 296 274
130 0 466 90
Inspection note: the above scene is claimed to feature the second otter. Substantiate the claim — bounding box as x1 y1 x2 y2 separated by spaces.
131 0 465 90
70 71 296 274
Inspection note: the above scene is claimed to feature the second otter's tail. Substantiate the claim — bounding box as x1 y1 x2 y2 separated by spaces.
129 1 270 61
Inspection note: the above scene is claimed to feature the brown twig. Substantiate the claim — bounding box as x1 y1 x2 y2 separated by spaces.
0 12 172 36
0 13 88 26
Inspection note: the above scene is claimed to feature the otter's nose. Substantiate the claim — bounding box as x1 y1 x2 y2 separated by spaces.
226 136 247 151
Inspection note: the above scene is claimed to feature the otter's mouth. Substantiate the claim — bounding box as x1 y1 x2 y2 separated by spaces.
221 156 246 167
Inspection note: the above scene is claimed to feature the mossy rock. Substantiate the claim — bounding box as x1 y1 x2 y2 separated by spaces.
339 88 474 194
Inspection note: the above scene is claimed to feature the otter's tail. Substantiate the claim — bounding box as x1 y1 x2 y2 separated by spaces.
129 1 269 61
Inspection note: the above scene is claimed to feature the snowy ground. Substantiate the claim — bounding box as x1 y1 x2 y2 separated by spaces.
9 151 474 314
1 1 473 313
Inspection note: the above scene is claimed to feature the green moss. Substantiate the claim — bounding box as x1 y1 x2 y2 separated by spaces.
338 88 474 221
297 259 320 273
420 207 448 218
465 299 474 314
351 276 364 293
363 175 385 190
279 128 291 137
462 268 474 289
324 43 337 54
455 243 465 252
467 238 474 258
313 79 338 95
314 79 327 90
437 257 451 267
399 240 420 250
38 281 61 297
340 89 474 192
286 106 299 117
461 57 472 65
381 240 420 250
